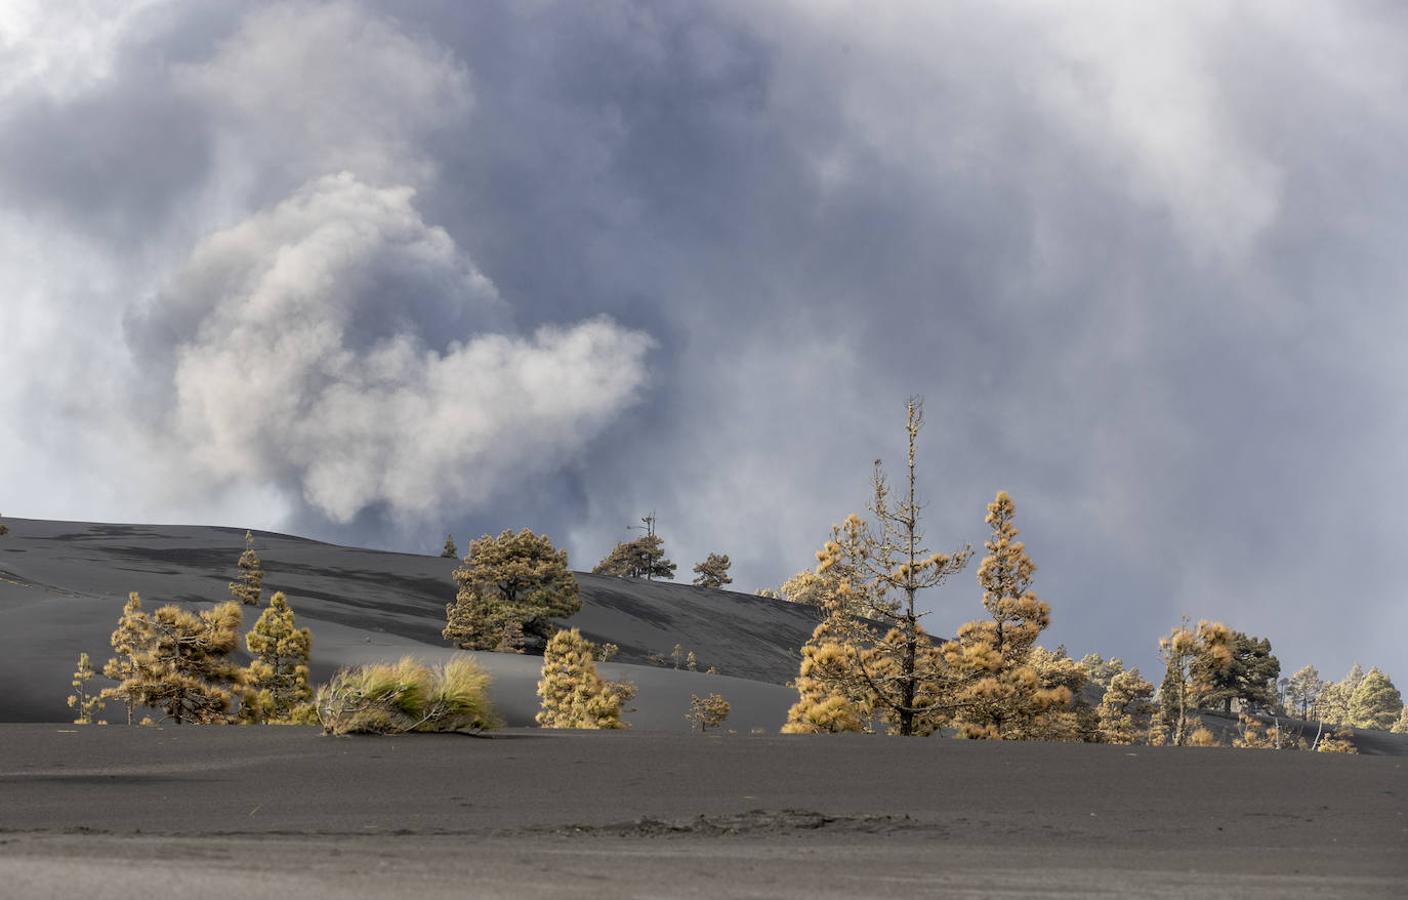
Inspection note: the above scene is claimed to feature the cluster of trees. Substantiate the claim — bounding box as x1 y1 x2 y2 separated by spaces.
1283 663 1405 733
66 534 314 726
774 398 1407 750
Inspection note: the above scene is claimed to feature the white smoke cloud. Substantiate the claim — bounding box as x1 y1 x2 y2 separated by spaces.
129 172 652 523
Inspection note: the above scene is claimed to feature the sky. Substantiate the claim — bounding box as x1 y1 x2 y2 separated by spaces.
2 1 1405 681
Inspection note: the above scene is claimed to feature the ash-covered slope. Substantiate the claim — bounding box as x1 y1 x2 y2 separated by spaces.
0 518 816 723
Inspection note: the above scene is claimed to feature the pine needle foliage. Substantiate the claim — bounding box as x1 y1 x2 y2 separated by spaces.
1097 667 1154 744
536 628 634 729
687 693 731 732
102 592 154 725
67 653 106 724
1186 725 1220 747
1283 665 1324 719
241 592 314 724
317 657 500 735
1347 667 1402 731
1316 726 1358 754
944 491 1066 740
138 602 245 724
1189 623 1280 714
441 535 458 559
1156 621 1199 746
229 530 264 606
691 553 733 588
1390 705 1408 734
443 529 580 651
593 533 677 580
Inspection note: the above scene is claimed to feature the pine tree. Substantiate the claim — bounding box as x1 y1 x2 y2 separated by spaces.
444 529 580 651
691 553 733 588
139 602 244 724
1079 653 1125 692
1347 667 1402 731
781 399 971 737
1390 705 1408 734
67 653 106 725
0 513 8 537
536 628 633 729
241 592 314 724
441 535 458 559
1189 623 1280 714
593 534 677 580
944 491 1065 740
1315 664 1364 725
1284 665 1324 719
1156 621 1199 746
686 693 730 732
102 592 154 725
1316 727 1358 754
1098 667 1154 744
1018 645 1091 742
229 530 264 606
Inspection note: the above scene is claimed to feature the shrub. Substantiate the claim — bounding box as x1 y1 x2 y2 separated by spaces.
316 656 500 735
537 628 634 729
687 693 731 732
1186 725 1220 747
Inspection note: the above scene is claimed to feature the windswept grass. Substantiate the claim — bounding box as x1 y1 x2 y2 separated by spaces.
316 656 500 735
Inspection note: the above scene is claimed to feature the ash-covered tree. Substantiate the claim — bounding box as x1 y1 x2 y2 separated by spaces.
138 602 245 724
229 530 264 606
686 693 730 732
691 553 733 588
1097 667 1154 744
67 653 106 725
1391 705 1408 734
241 592 314 724
787 399 972 737
1019 645 1092 742
1079 653 1125 692
444 529 580 652
1189 622 1280 714
944 491 1067 740
1347 667 1402 731
440 534 458 559
536 628 634 729
102 592 154 725
782 581 878 734
0 513 8 536
1156 621 1199 746
594 535 677 580
1283 665 1324 719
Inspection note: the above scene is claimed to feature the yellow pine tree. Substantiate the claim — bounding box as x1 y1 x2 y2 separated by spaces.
686 693 731 732
944 491 1065 740
101 592 154 725
67 653 106 724
1156 621 1199 746
1390 705 1408 734
241 592 314 724
1097 667 1155 744
536 628 632 729
783 599 874 734
139 602 244 724
229 530 264 606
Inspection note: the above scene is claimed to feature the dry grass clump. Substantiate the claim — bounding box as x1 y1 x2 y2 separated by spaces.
316 656 500 735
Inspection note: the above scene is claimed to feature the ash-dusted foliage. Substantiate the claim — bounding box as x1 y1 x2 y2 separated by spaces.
444 529 579 651
317 657 500 735
101 592 153 725
441 534 458 559
1186 725 1220 747
241 592 314 724
536 628 634 729
1390 706 1408 734
138 601 244 724
687 693 731 732
1316 726 1358 754
228 530 264 606
691 553 733 589
1347 667 1402 731
594 533 676 580
1097 668 1154 745
67 653 106 725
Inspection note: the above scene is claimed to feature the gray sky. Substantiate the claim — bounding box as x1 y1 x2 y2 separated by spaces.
2 1 1405 681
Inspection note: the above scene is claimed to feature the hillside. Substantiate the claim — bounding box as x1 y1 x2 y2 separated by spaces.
0 518 815 725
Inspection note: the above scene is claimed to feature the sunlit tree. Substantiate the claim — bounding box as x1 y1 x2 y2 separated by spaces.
67 653 106 725
691 553 733 589
1097 667 1154 744
229 530 264 606
444 529 580 651
241 592 314 724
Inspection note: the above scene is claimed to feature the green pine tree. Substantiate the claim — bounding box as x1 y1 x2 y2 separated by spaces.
1347 667 1402 731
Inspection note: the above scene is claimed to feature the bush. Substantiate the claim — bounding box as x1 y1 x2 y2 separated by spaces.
316 656 500 735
